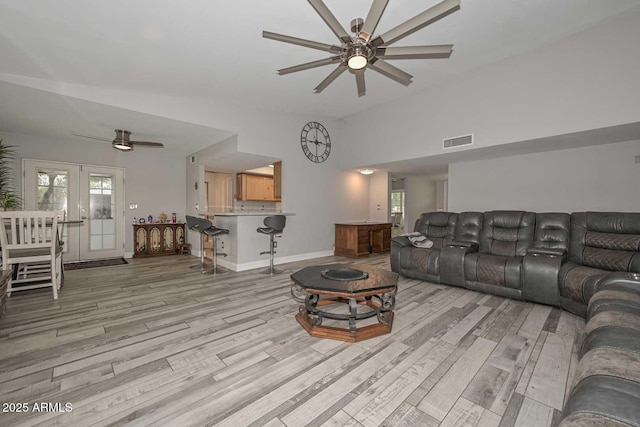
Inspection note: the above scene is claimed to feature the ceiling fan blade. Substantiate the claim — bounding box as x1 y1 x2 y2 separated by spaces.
377 44 453 60
355 71 366 97
307 0 352 43
314 64 348 93
371 0 460 47
278 56 341 75
71 132 111 142
131 141 164 148
368 59 413 86
359 0 389 42
262 31 342 54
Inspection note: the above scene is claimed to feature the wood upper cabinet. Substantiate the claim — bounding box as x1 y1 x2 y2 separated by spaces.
237 173 278 201
273 161 282 200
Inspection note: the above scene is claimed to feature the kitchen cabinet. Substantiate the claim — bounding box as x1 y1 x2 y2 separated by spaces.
273 161 282 200
237 173 279 201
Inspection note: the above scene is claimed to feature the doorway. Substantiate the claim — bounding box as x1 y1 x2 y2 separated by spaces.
23 160 125 261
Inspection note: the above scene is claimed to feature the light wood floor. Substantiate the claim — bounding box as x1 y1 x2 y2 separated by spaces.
0 254 584 427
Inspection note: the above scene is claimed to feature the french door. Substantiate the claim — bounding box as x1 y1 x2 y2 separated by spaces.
23 160 125 261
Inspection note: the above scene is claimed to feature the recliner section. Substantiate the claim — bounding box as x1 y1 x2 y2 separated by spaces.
559 272 640 426
391 211 640 311
559 212 640 317
390 211 457 283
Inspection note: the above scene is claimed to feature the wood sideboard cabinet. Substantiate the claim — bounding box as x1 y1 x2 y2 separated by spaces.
133 223 185 258
334 222 392 258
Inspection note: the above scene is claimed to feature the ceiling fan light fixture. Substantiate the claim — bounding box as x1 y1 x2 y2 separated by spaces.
113 141 133 151
348 48 368 70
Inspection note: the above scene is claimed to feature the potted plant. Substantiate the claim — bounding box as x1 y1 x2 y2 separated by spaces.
0 139 21 210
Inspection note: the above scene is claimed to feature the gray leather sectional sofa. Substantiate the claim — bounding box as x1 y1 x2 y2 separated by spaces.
390 211 640 426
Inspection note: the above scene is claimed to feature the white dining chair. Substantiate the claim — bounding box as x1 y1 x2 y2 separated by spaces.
0 210 63 299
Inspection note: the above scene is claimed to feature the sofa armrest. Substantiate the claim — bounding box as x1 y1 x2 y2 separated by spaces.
440 242 477 288
527 247 566 257
522 250 565 307
391 236 412 248
595 272 640 296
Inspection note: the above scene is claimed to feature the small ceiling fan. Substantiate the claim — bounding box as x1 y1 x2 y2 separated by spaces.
263 0 460 97
72 129 165 151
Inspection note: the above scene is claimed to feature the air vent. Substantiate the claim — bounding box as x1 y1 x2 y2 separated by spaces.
443 134 473 150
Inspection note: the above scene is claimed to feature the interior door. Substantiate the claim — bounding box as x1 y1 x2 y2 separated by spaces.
23 160 125 261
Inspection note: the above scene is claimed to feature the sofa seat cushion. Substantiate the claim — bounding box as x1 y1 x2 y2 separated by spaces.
464 253 522 289
560 412 634 427
586 310 640 336
581 326 640 360
576 347 640 385
559 263 608 305
588 290 640 319
560 376 640 427
399 247 440 276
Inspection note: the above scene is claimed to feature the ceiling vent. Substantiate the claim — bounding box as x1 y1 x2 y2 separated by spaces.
443 134 473 150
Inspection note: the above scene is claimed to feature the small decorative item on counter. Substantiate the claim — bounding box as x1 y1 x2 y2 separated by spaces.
172 213 177 223
133 217 137 224
147 215 153 223
158 212 168 223
139 218 146 224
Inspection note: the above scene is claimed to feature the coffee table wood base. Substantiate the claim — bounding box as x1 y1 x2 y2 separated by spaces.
295 311 394 343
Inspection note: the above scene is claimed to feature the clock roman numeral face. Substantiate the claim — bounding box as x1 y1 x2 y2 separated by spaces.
301 121 331 163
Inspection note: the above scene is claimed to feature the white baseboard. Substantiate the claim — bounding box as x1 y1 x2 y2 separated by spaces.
217 250 335 272
128 249 335 272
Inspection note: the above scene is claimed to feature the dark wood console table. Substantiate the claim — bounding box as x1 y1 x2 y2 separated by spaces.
334 222 392 258
133 223 185 258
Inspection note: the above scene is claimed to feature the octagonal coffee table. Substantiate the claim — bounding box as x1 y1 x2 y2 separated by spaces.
290 264 399 342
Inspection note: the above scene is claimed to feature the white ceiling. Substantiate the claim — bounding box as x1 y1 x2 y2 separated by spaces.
1 0 639 160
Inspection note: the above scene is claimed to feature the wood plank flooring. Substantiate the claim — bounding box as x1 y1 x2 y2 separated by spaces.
0 255 584 426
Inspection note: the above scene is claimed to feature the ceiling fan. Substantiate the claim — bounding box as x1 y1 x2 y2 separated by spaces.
263 0 460 97
72 129 165 151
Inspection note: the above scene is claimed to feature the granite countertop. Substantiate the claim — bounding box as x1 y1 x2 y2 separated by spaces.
200 211 296 217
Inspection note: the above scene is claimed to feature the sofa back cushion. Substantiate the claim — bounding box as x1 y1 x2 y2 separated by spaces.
569 212 640 273
452 212 483 245
414 212 457 249
479 211 535 257
534 213 571 251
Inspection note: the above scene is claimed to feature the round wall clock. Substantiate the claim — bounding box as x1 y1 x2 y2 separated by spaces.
301 121 331 163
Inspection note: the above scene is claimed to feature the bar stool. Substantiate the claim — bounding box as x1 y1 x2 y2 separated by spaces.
186 215 207 271
185 216 229 274
257 215 286 274
201 219 229 274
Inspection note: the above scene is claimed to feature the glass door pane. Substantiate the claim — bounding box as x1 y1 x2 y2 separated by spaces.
80 165 124 260
89 174 116 251
23 160 82 262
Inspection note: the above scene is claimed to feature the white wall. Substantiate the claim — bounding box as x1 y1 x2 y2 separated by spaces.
449 139 640 212
1 131 187 254
340 8 640 169
404 177 437 233
435 180 448 212
368 171 389 222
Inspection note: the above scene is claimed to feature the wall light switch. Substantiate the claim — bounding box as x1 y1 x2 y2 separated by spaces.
377 204 381 210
